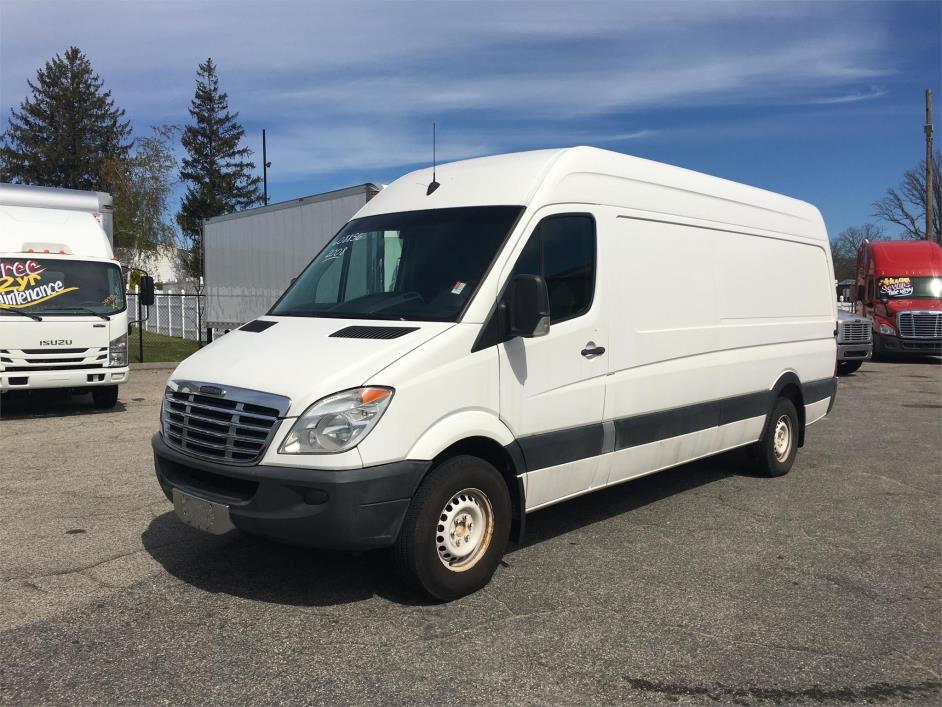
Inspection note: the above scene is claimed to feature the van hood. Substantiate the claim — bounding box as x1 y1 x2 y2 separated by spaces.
169 316 453 416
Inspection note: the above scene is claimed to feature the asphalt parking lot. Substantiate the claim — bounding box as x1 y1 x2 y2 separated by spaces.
0 360 940 705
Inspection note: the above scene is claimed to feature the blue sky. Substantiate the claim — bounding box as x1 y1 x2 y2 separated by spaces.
1 0 940 238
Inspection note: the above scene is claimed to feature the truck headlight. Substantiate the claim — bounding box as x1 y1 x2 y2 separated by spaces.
878 323 896 335
279 387 393 454
108 332 128 367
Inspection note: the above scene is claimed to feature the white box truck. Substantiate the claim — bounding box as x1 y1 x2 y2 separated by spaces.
152 147 837 599
203 184 381 332
0 183 137 408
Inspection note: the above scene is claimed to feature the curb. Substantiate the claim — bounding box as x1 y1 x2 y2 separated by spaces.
130 363 178 371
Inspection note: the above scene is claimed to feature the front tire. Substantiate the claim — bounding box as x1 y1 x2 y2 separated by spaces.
837 359 862 375
393 455 511 601
92 385 119 409
751 397 799 477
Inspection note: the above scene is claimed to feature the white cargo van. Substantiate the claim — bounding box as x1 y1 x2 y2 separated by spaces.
153 147 837 600
0 184 136 408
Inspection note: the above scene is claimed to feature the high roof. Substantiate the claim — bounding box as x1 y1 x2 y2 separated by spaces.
356 146 825 240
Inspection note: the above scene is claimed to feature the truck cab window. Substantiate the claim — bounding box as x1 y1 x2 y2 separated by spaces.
511 214 596 323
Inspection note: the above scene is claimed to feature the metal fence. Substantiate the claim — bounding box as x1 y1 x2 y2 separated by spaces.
126 291 205 363
127 291 204 341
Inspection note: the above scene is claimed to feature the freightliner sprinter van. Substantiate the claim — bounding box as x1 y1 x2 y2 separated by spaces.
153 147 838 600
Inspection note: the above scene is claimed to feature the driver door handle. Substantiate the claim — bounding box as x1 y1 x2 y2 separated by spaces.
581 344 605 357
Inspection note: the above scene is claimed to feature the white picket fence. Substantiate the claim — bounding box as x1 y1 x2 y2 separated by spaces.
127 291 204 342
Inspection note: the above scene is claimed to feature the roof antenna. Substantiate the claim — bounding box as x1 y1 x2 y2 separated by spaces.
426 122 440 195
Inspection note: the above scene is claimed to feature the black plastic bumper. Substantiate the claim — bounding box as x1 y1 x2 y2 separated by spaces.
876 332 942 356
152 433 430 550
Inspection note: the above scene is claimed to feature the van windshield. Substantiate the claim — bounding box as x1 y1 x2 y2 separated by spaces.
877 276 942 299
270 206 523 322
0 257 125 315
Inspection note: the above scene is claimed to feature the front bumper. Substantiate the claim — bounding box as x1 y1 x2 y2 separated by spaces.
0 366 129 391
837 341 872 361
876 333 942 356
152 433 429 550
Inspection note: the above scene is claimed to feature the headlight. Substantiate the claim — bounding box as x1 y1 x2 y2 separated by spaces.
109 332 128 367
279 387 393 454
878 323 896 335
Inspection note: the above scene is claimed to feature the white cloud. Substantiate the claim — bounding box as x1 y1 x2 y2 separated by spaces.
0 0 899 177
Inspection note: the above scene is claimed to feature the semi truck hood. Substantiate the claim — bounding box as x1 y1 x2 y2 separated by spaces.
885 299 942 314
169 316 453 416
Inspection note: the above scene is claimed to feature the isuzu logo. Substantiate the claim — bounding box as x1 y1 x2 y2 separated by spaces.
199 385 226 396
40 339 72 346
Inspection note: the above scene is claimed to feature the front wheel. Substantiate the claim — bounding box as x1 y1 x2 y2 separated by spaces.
393 455 511 601
750 397 799 477
837 359 863 375
91 385 119 409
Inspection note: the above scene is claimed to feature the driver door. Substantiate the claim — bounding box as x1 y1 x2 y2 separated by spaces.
498 209 608 510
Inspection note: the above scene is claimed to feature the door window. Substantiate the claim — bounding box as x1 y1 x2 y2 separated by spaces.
511 214 596 323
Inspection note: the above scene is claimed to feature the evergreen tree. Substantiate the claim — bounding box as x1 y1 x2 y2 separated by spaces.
0 47 131 189
177 58 262 277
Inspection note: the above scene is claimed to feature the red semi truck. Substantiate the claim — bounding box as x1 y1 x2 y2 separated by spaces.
854 240 942 357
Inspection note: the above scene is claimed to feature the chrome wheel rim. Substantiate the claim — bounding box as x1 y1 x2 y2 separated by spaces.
773 414 792 462
435 488 494 572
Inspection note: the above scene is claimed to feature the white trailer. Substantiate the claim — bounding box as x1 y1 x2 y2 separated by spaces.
204 184 380 331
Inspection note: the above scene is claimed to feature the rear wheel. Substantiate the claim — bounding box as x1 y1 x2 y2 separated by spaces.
837 360 862 375
92 385 119 409
393 455 511 601
750 397 799 477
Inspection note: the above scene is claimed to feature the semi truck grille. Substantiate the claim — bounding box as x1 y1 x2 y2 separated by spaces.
838 320 871 343
161 382 290 465
0 347 107 371
898 311 942 339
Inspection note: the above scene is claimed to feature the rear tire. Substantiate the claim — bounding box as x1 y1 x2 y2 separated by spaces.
837 360 862 375
92 385 119 409
393 455 511 601
750 397 799 477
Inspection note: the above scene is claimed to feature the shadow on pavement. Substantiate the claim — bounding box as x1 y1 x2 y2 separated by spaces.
141 449 744 607
0 388 127 418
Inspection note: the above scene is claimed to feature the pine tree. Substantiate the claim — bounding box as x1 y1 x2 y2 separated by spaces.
0 47 131 189
177 58 262 277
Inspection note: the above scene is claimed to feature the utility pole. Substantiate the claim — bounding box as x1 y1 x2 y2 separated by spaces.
262 129 270 206
925 89 934 242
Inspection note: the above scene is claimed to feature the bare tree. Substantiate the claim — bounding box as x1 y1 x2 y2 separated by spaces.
101 125 179 278
830 223 884 281
872 151 941 241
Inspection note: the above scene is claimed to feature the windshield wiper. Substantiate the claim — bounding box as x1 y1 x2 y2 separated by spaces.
0 307 43 321
42 307 110 321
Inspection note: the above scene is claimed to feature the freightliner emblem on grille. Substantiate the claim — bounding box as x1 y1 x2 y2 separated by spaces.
199 385 227 396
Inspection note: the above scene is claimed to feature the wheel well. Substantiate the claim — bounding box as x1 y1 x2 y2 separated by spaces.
431 436 525 543
777 382 806 447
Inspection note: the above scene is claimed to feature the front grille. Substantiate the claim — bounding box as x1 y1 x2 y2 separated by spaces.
0 347 107 372
839 320 871 343
161 383 290 465
898 311 942 339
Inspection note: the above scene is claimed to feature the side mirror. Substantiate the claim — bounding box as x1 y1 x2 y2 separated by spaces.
140 275 156 307
856 284 865 301
879 294 890 305
508 274 550 338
